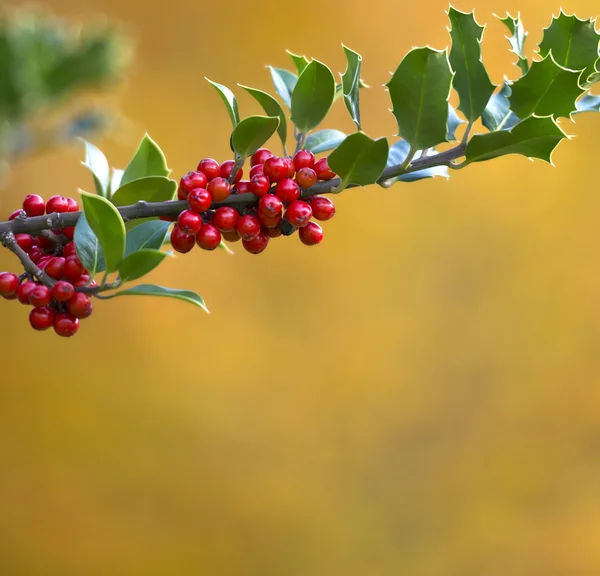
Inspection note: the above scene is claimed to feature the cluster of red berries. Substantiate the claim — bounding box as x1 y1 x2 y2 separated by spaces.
170 148 337 255
1 194 93 337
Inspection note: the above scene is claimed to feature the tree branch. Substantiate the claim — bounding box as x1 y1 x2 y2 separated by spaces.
0 231 55 288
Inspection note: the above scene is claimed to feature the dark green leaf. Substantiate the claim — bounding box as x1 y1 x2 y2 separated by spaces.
447 105 466 140
386 140 449 182
448 7 496 121
120 134 170 187
328 132 389 191
111 176 177 207
239 85 287 153
268 67 297 108
465 115 567 164
73 212 106 275
206 78 239 128
482 82 520 131
106 284 209 313
286 50 309 75
498 12 529 74
125 220 172 257
305 129 346 154
118 249 169 282
231 115 280 158
386 47 453 149
509 53 584 119
80 139 110 197
341 45 362 130
290 60 336 133
80 191 125 272
574 92 600 114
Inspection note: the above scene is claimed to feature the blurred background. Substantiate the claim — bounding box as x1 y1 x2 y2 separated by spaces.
1 0 600 574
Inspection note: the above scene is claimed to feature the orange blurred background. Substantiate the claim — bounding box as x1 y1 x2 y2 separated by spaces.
1 0 600 574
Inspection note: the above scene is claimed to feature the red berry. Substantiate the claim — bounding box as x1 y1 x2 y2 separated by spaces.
29 285 52 307
213 207 240 232
283 157 295 178
62 227 75 239
46 195 69 214
299 221 324 246
23 194 45 217
222 230 241 243
170 227 195 253
15 234 35 253
53 313 80 337
9 209 25 221
29 306 55 331
285 200 312 227
258 194 283 217
66 197 79 212
17 280 37 304
266 226 282 238
235 180 251 195
177 210 203 235
29 247 43 264
37 256 52 269
296 167 318 189
263 157 288 183
275 178 300 204
73 275 91 288
197 158 221 181
45 257 66 280
293 149 315 171
314 158 336 180
236 214 261 241
242 231 269 254
67 292 93 319
207 177 231 202
220 160 243 183
62 242 77 258
309 196 336 221
37 234 57 250
179 171 208 200
196 223 222 250
249 164 265 179
63 256 85 282
51 281 75 303
159 215 176 222
250 148 273 167
258 211 282 229
250 174 271 197
188 188 212 213
0 272 19 296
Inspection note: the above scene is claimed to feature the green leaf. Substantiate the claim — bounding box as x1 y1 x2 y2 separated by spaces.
110 168 124 195
447 105 466 140
80 139 110 197
386 47 453 150
498 12 529 74
327 132 389 191
80 191 126 272
206 78 240 128
231 115 280 158
574 92 600 113
583 58 600 88
481 82 520 131
120 134 170 187
286 50 309 75
290 60 336 133
464 115 567 165
239 85 287 153
111 176 177 207
305 129 346 154
386 140 449 182
218 240 235 255
118 249 169 282
73 212 106 275
341 45 363 130
448 7 496 122
538 10 600 83
125 220 172 257
509 53 585 119
106 284 209 314
268 67 297 108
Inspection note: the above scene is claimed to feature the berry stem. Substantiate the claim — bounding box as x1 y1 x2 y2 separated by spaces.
0 231 56 288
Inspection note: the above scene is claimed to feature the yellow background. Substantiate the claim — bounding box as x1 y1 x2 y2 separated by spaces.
1 0 600 573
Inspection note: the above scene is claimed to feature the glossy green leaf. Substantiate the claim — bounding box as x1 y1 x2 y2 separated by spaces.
206 78 239 128
118 249 169 282
481 82 520 131
328 132 389 191
465 115 567 164
447 105 466 140
341 45 362 130
125 220 172 257
231 115 280 157
111 176 176 207
268 67 297 108
73 212 106 275
80 191 125 272
239 85 287 152
290 60 336 133
574 92 600 114
80 139 110 197
498 12 529 74
509 53 584 119
305 129 346 154
287 50 309 75
583 58 600 88
106 284 209 314
386 140 449 182
110 168 124 195
448 7 495 121
386 47 453 149
120 134 170 187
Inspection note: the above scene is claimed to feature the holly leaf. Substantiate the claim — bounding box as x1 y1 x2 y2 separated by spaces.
106 284 209 314
447 104 466 140
291 60 336 133
206 79 239 128
447 7 495 122
464 115 567 165
574 92 600 114
386 47 453 150
111 176 176 207
118 249 170 282
80 139 110 197
341 45 362 130
305 129 346 154
482 81 520 131
268 66 297 108
497 12 529 74
327 132 388 191
110 168 124 195
286 50 309 75
583 58 600 88
125 220 172 257
385 140 449 182
231 115 280 157
120 134 170 187
239 85 287 153
73 212 106 275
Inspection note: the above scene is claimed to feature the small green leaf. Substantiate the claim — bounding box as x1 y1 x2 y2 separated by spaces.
80 139 110 197
447 105 466 140
206 78 240 128
574 92 600 114
106 284 209 314
291 60 336 133
305 129 346 154
465 115 567 164
218 240 235 255
448 7 496 122
110 168 124 195
73 212 106 275
239 85 287 153
509 53 584 119
268 67 297 108
328 132 389 191
386 47 453 149
120 134 170 187
482 82 520 131
231 115 280 158
583 58 600 88
286 50 309 75
386 140 449 182
118 249 169 282
80 192 126 272
111 176 177 207
125 220 172 257
341 45 363 130
498 12 529 74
